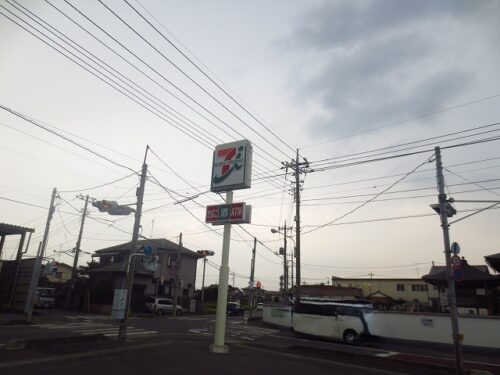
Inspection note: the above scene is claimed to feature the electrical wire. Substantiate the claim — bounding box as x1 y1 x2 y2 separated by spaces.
123 0 296 156
302 153 435 235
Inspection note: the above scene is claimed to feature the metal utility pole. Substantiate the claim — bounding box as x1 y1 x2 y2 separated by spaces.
435 146 463 375
119 146 148 341
68 194 89 305
173 232 182 317
248 237 257 319
25 188 57 320
212 190 233 353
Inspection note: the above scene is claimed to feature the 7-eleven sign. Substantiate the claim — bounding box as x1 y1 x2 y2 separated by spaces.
211 140 252 192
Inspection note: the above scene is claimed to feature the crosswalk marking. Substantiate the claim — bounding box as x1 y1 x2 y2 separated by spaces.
36 321 157 339
188 322 279 341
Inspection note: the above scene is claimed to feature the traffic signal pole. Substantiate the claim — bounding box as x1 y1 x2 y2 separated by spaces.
119 146 148 341
435 146 463 375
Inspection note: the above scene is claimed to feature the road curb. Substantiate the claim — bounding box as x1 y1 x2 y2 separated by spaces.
3 334 107 351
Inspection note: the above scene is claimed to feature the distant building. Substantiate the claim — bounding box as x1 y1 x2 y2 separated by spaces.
423 258 500 315
300 285 364 300
41 262 72 284
331 277 438 309
90 238 199 312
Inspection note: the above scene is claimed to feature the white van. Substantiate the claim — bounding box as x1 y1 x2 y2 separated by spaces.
292 300 373 345
35 287 56 308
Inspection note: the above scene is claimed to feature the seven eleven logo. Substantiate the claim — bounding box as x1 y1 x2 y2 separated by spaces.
213 145 244 184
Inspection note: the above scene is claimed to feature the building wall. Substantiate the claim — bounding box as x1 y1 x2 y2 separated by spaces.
46 264 72 284
333 279 439 303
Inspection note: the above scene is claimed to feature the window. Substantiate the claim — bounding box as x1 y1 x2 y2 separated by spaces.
411 284 428 292
396 284 405 291
55 272 62 278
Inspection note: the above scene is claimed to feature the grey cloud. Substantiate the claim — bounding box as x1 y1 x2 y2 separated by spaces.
283 0 493 51
277 0 498 139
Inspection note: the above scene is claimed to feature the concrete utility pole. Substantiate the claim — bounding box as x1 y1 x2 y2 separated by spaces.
435 146 463 375
283 223 288 298
173 232 182 317
68 194 89 305
119 146 148 341
282 149 310 307
201 255 207 302
25 188 57 320
248 237 257 319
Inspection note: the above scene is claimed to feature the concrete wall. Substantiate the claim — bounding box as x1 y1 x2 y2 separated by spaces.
372 312 500 348
263 306 500 349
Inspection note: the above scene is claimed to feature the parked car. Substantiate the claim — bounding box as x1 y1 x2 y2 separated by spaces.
227 302 244 316
256 303 264 311
35 287 56 308
145 297 182 316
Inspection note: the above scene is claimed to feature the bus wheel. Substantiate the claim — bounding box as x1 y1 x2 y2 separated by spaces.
343 330 359 345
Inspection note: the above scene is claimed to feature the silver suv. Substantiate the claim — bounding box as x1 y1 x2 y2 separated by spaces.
145 297 182 316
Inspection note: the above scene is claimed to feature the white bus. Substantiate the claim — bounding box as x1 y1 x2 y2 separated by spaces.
292 300 373 345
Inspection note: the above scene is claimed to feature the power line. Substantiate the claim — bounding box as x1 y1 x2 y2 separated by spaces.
0 104 135 172
123 0 296 156
303 94 500 150
302 153 435 235
59 172 139 193
58 0 285 174
310 124 500 169
99 0 291 162
1 3 216 150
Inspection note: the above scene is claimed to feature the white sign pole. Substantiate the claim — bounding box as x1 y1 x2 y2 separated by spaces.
211 190 233 353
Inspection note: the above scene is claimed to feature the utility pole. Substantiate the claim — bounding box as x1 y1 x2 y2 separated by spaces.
25 188 57 321
231 272 236 288
201 256 207 302
68 194 89 306
282 222 288 301
435 146 463 375
248 237 257 319
173 232 182 317
119 146 148 341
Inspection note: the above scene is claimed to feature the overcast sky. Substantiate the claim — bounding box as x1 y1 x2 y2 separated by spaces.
1 0 500 290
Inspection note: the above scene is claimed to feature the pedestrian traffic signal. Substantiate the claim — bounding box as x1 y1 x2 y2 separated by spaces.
92 200 135 216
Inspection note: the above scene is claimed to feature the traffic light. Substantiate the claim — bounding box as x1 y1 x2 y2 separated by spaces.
92 200 135 216
196 250 215 257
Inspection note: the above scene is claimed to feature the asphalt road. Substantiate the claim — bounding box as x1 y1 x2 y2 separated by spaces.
1 311 499 374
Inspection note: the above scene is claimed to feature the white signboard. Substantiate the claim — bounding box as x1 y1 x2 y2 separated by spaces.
111 289 128 320
211 140 252 192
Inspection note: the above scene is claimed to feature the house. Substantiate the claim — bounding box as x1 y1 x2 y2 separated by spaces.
41 262 73 284
423 258 500 315
331 276 438 309
90 238 200 312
